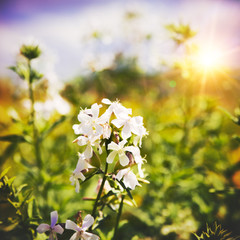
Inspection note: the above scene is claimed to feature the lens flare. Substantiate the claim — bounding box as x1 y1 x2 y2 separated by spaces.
196 47 222 70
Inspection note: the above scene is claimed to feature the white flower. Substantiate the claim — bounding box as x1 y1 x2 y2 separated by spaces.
37 211 64 240
73 103 105 137
132 117 148 147
74 135 102 158
65 215 99 240
107 140 131 166
112 116 147 141
70 153 89 193
123 145 145 178
116 168 141 190
101 98 132 120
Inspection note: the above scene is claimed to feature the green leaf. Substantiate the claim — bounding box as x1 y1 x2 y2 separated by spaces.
0 134 27 143
30 69 43 82
0 167 11 179
96 228 114 240
218 106 239 124
0 143 18 166
15 184 28 196
9 64 28 80
27 199 41 220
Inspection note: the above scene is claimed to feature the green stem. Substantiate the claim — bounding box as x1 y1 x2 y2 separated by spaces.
28 61 42 169
91 162 108 219
113 194 125 240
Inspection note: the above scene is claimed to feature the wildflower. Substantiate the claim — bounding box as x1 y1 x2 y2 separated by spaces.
124 145 145 178
112 116 147 141
37 211 64 240
107 140 130 166
132 117 148 147
70 153 89 193
73 135 102 158
116 168 141 190
107 140 143 167
65 214 99 240
101 98 132 120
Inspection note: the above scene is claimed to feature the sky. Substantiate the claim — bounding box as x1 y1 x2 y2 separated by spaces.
0 0 240 82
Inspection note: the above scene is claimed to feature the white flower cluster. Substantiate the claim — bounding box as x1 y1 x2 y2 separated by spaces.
70 98 148 192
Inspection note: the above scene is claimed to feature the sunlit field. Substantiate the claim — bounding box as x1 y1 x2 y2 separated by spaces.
1 1 240 240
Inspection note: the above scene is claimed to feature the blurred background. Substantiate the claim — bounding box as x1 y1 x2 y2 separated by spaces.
1 0 240 239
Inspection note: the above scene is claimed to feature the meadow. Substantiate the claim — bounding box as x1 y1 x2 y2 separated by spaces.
1 22 240 240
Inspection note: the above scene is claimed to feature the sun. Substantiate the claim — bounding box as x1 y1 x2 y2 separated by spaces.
195 47 222 70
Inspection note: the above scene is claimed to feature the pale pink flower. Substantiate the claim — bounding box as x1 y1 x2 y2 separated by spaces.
65 215 99 240
37 211 64 240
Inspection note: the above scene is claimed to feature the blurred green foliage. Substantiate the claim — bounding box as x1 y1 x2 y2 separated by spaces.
1 23 240 240
0 168 40 240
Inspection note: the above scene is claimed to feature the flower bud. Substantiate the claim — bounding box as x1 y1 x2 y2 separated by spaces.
20 44 41 60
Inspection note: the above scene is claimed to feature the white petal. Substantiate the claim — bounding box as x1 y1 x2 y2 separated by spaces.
37 223 50 233
76 136 88 146
95 124 103 136
107 141 119 151
102 98 112 105
75 180 80 193
121 124 132 139
75 158 86 172
106 151 117 164
70 175 75 185
118 139 127 148
91 103 101 119
112 102 132 118
111 118 126 128
65 220 79 232
116 168 129 181
119 153 129 166
125 146 142 164
82 231 99 240
133 116 143 125
82 214 94 230
72 124 82 135
53 224 64 234
75 172 86 182
98 145 103 155
124 145 137 154
78 112 91 122
70 232 79 240
138 163 144 178
84 144 93 159
124 171 140 190
82 124 93 136
50 211 58 227
99 111 111 124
